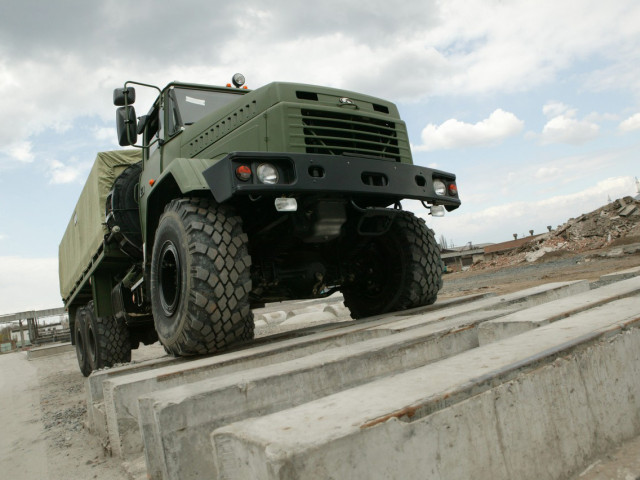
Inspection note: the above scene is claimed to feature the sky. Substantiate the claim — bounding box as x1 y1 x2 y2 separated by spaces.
1 0 639 314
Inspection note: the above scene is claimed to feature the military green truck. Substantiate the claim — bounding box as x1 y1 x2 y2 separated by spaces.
59 75 461 376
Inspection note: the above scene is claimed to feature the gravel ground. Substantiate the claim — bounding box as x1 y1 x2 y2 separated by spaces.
1 246 639 479
440 248 640 299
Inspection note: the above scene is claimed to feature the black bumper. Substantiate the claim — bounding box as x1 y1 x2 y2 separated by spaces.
202 152 460 210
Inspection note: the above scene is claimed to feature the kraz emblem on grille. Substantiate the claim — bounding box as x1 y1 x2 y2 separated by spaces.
339 97 354 104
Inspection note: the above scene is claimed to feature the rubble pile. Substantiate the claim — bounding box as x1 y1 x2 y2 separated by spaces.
475 197 640 270
554 196 640 245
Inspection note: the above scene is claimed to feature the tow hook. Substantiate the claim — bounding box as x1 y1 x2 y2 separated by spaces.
350 200 401 236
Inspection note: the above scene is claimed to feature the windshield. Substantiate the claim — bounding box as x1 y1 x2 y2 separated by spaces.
171 87 245 126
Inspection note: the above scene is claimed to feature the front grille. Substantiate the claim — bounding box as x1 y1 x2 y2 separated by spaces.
300 109 400 161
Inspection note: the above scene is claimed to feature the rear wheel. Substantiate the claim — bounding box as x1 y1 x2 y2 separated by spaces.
150 197 254 356
74 308 91 377
85 302 132 371
342 211 443 319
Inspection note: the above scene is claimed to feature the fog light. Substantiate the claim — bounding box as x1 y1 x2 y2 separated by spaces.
430 205 446 217
257 163 279 184
275 197 297 212
433 180 446 196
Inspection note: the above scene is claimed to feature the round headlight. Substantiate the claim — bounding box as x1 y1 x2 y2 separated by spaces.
232 73 245 88
434 180 446 196
257 163 279 184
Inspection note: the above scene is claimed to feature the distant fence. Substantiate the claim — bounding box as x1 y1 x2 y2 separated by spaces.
0 307 66 324
0 307 69 352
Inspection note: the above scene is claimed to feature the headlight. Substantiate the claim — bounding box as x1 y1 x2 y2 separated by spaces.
433 180 446 195
256 163 279 184
232 73 245 88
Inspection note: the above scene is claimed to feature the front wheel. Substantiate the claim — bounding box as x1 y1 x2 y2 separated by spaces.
150 197 254 356
341 211 443 319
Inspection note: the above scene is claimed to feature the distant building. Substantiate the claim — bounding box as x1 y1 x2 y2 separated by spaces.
441 243 492 271
441 234 544 272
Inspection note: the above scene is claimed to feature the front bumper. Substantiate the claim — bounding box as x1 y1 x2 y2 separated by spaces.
202 152 460 210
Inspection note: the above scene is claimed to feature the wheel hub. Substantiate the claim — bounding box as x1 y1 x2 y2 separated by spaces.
158 241 181 316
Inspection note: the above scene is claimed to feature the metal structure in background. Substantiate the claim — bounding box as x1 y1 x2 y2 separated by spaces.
0 307 69 351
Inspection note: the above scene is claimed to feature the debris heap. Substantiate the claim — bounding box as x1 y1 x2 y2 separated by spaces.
551 196 640 250
476 197 640 269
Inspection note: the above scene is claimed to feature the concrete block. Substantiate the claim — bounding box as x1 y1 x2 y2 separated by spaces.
86 355 181 435
372 280 589 332
253 319 268 329
138 307 504 480
259 311 287 325
102 293 494 459
104 319 394 458
478 275 640 344
254 294 344 316
323 303 351 317
598 265 640 283
212 297 640 480
279 311 336 326
285 304 326 319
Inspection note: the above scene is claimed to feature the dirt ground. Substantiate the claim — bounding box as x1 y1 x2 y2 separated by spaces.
1 246 640 480
440 246 640 299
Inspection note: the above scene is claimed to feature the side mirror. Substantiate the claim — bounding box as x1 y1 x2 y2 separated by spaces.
136 114 149 135
116 106 137 146
113 87 136 106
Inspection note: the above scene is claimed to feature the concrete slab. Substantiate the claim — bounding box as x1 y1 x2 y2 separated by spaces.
478 275 640 344
93 291 443 437
104 324 385 458
256 311 287 325
598 265 640 283
323 303 350 317
86 281 589 477
26 342 74 359
91 297 351 431
101 293 489 458
134 282 590 478
212 297 640 480
372 280 590 332
86 354 181 435
138 307 504 480
279 310 337 326
254 293 344 315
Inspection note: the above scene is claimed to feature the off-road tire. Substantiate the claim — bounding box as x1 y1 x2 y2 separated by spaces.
150 197 254 356
74 308 92 377
85 301 132 371
342 211 443 319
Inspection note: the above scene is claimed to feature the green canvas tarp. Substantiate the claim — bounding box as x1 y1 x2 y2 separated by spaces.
58 150 141 301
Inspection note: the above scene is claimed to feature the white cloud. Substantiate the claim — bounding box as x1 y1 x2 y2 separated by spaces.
619 113 640 132
534 166 562 179
0 257 62 315
0 141 34 164
415 109 524 151
93 127 118 144
537 103 600 145
46 159 85 184
0 0 638 165
540 115 599 145
542 102 571 118
426 1 640 95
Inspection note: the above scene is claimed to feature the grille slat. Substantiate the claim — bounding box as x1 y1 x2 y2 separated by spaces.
300 109 400 161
